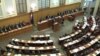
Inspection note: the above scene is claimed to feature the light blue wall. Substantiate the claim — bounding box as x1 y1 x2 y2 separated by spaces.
82 0 96 8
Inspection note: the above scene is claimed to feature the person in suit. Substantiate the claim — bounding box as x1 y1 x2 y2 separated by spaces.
6 26 9 32
67 10 70 14
2 26 6 32
8 25 12 31
13 24 18 29
21 22 25 27
10 24 14 30
57 13 60 16
18 22 22 28
0 27 3 33
45 16 49 19
63 11 67 15
0 47 6 55
16 23 20 29
30 14 34 25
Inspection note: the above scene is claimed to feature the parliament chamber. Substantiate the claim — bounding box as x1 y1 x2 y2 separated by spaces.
0 0 100 56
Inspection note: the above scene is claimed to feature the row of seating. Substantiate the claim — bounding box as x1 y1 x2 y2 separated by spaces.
0 21 31 34
59 16 100 56
2 34 63 56
0 24 33 41
71 39 100 56
59 30 82 45
31 34 50 40
59 17 92 42
6 44 58 54
38 7 82 22
64 33 94 50
69 16 100 56
59 28 90 45
86 16 100 56
67 35 95 50
87 48 100 56
70 36 100 54
6 52 62 56
10 38 53 47
74 16 97 32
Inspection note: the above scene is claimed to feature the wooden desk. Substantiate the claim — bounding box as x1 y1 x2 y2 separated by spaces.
12 38 53 46
59 30 82 45
0 25 33 42
37 11 84 31
87 48 100 56
5 52 63 56
31 34 50 40
37 19 52 30
69 36 100 54
52 22 60 32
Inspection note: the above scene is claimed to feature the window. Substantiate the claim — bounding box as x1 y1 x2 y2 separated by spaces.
30 0 38 12
59 0 65 5
0 0 1 5
50 0 59 8
15 0 27 14
0 6 2 17
0 0 2 17
65 0 81 5
38 0 50 9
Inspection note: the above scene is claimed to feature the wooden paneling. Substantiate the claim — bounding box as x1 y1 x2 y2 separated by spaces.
0 13 30 27
0 3 81 27
33 3 81 23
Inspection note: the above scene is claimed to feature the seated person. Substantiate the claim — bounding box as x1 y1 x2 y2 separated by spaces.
18 22 23 28
0 27 3 33
0 48 6 55
13 24 18 29
73 9 76 12
2 26 7 32
6 26 11 32
20 22 25 27
78 7 82 11
63 11 66 15
57 13 60 16
73 20 82 30
71 9 75 13
16 23 21 29
9 24 15 30
45 16 49 19
67 10 72 14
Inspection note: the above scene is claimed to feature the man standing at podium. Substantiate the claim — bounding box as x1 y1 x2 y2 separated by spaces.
30 10 35 26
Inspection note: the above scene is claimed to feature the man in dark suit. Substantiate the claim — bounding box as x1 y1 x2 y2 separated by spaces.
0 28 3 33
6 26 10 32
2 26 6 32
18 22 22 28
10 24 14 30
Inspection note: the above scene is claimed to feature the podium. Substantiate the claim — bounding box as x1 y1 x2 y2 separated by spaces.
52 22 60 32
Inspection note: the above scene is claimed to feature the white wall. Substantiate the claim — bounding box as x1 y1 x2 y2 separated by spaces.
65 0 81 5
82 0 96 8
50 0 59 8
27 0 38 13
0 0 17 19
0 1 3 18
